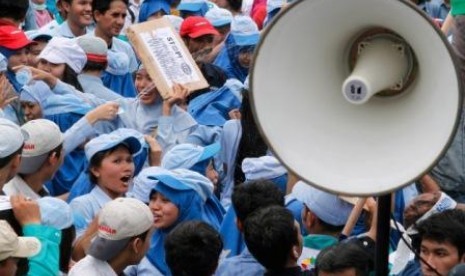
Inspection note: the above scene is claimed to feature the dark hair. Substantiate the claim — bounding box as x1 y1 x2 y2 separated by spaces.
59 225 76 273
416 209 465 257
62 64 83 92
92 0 129 17
88 144 130 184
233 91 268 186
0 0 29 22
82 60 108 72
317 217 345 233
226 0 242 12
315 240 374 276
0 146 22 169
165 221 223 276
243 205 298 271
232 179 284 223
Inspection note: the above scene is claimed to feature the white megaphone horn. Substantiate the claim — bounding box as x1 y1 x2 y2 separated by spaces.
251 0 462 196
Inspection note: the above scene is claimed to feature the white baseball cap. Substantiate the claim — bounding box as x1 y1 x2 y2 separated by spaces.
38 37 87 73
0 119 26 159
19 119 64 174
88 198 153 261
0 220 41 261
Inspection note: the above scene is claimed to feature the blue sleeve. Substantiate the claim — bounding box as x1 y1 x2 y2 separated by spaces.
23 224 61 276
63 116 96 155
53 80 106 107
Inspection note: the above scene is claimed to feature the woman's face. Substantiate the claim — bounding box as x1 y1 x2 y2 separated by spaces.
8 48 29 69
37 59 66 79
149 192 179 229
90 145 135 199
238 48 254 69
135 68 159 105
27 41 48 68
205 160 219 191
21 101 42 121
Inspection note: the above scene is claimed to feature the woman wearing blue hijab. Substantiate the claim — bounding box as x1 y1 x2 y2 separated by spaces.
128 168 221 275
213 15 260 83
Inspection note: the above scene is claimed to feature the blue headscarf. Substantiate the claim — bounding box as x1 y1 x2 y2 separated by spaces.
213 35 256 83
139 0 172 22
188 79 243 126
146 175 205 275
0 46 23 92
101 71 137 98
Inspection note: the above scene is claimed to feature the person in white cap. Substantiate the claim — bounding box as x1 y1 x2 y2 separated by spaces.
69 197 154 276
3 119 64 199
292 182 353 271
0 119 26 193
76 36 123 101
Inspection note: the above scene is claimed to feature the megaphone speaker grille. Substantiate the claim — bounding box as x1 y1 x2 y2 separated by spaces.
251 0 462 196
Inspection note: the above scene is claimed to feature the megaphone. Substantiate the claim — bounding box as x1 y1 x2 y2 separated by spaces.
251 0 462 196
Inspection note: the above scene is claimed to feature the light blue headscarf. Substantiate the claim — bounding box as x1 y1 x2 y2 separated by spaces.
188 79 243 126
145 168 223 275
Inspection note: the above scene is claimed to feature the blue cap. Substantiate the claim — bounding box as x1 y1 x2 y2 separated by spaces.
149 168 214 201
37 197 73 230
205 7 233 27
242 156 287 181
106 50 130 76
230 15 260 46
162 142 220 170
139 0 171 22
84 129 143 161
292 182 353 226
177 0 209 16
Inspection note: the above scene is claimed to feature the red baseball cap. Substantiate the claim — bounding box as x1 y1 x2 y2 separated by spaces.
180 16 219 38
0 25 35 50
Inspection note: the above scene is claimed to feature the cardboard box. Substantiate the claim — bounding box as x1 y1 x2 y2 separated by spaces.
127 17 209 99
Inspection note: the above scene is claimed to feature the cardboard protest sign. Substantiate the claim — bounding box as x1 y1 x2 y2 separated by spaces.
127 17 209 99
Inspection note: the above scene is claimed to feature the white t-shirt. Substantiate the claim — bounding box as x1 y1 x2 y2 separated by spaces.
69 255 117 276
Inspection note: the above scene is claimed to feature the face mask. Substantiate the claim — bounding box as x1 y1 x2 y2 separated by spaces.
31 2 47 11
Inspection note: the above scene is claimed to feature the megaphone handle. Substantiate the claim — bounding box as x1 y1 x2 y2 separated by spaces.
375 194 392 276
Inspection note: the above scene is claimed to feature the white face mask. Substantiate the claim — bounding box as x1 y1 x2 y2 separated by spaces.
31 2 47 11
